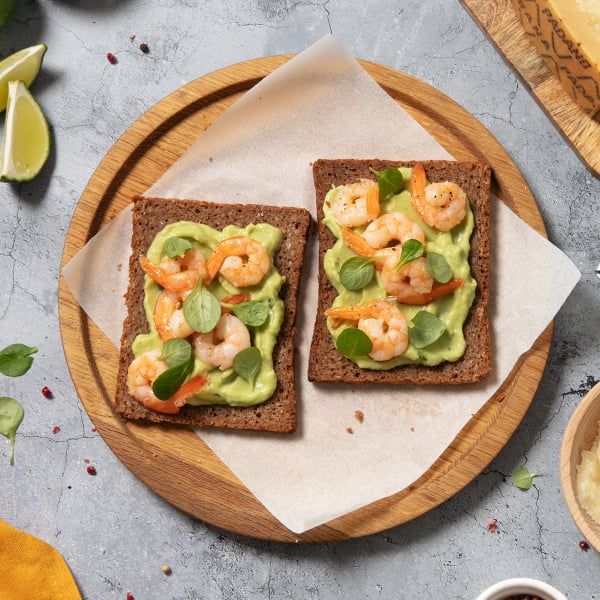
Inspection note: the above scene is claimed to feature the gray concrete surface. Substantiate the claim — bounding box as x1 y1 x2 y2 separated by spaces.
1 1 599 598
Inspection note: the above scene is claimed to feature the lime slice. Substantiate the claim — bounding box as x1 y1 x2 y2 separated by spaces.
0 43 47 112
0 0 18 28
0 80 50 182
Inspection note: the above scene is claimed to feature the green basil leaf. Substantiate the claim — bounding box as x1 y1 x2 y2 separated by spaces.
511 466 540 491
152 360 193 401
370 167 404 200
183 281 221 333
339 256 376 290
408 311 446 348
0 397 24 463
159 338 192 367
163 236 192 258
231 301 269 327
233 347 262 387
426 252 453 283
335 327 373 358
0 344 37 377
394 239 424 271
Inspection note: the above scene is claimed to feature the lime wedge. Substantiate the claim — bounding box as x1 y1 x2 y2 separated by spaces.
0 80 50 182
0 43 47 112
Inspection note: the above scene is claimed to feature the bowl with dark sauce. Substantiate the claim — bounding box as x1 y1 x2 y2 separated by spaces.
475 578 567 600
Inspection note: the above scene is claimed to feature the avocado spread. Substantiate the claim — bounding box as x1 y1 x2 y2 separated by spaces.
323 167 476 369
132 221 285 406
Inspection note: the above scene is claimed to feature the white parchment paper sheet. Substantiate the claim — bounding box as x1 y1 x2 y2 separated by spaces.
63 35 580 534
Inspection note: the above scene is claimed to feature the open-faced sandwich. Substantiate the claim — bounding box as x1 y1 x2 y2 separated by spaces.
308 159 492 385
114 197 311 432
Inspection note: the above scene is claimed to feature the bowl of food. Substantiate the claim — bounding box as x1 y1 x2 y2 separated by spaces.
475 577 567 600
560 380 600 552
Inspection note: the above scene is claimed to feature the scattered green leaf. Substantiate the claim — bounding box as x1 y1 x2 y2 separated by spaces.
369 167 404 200
511 466 540 490
426 252 453 283
408 311 446 348
231 301 269 327
0 344 37 377
0 396 24 464
339 256 376 290
163 236 192 258
335 327 373 358
183 281 221 333
159 338 192 367
394 239 424 271
152 360 193 401
233 347 262 387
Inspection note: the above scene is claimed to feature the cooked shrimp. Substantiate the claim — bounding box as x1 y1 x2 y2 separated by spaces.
410 162 467 231
126 349 207 414
205 236 271 287
141 247 207 292
154 290 194 341
325 299 408 361
362 212 425 250
381 255 464 305
192 313 251 371
330 179 380 227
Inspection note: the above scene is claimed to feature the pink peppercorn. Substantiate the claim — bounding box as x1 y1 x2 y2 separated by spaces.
86 465 97 476
127 593 135 600
41 386 52 398
106 52 117 64
580 540 590 551
52 426 60 434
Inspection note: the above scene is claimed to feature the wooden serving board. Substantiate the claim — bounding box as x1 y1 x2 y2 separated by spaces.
461 0 600 178
58 56 552 543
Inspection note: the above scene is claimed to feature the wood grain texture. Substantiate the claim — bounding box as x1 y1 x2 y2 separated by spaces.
461 0 600 178
58 55 552 542
560 381 600 552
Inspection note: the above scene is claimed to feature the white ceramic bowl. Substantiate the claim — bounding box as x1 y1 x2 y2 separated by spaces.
560 380 600 552
475 577 567 600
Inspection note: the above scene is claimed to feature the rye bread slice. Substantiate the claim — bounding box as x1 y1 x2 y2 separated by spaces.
115 197 311 432
308 159 492 385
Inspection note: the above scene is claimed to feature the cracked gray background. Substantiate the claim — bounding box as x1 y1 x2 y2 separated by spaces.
1 0 600 599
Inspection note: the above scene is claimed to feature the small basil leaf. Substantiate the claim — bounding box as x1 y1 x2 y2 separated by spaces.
370 167 404 200
183 281 221 333
163 237 193 258
231 301 269 327
339 256 376 290
233 347 262 387
335 327 373 358
0 397 25 464
426 252 453 283
152 360 193 400
511 466 540 491
159 338 192 367
0 344 38 377
408 311 446 349
394 239 424 271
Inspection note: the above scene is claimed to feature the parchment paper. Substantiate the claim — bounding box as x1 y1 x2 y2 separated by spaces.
62 35 580 534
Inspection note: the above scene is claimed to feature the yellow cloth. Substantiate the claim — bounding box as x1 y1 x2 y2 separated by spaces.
0 519 82 600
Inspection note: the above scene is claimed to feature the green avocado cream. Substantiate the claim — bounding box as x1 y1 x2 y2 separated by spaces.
323 167 476 369
132 221 285 406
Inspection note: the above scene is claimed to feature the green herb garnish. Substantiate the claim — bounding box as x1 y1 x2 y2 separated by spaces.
394 239 424 271
408 311 446 348
233 347 262 388
152 360 193 401
0 344 37 377
339 256 376 290
231 301 269 327
183 281 221 333
511 466 540 490
335 327 373 358
369 166 404 200
159 338 192 367
0 397 24 464
163 236 193 258
426 252 453 283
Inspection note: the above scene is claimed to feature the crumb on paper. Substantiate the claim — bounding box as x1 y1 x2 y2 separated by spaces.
161 565 172 575
487 519 497 533
354 410 364 423
346 427 353 434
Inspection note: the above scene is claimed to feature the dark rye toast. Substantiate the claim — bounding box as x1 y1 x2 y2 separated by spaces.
308 159 492 385
115 197 311 432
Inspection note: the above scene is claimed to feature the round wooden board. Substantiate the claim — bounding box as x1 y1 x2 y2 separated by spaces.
58 55 552 543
